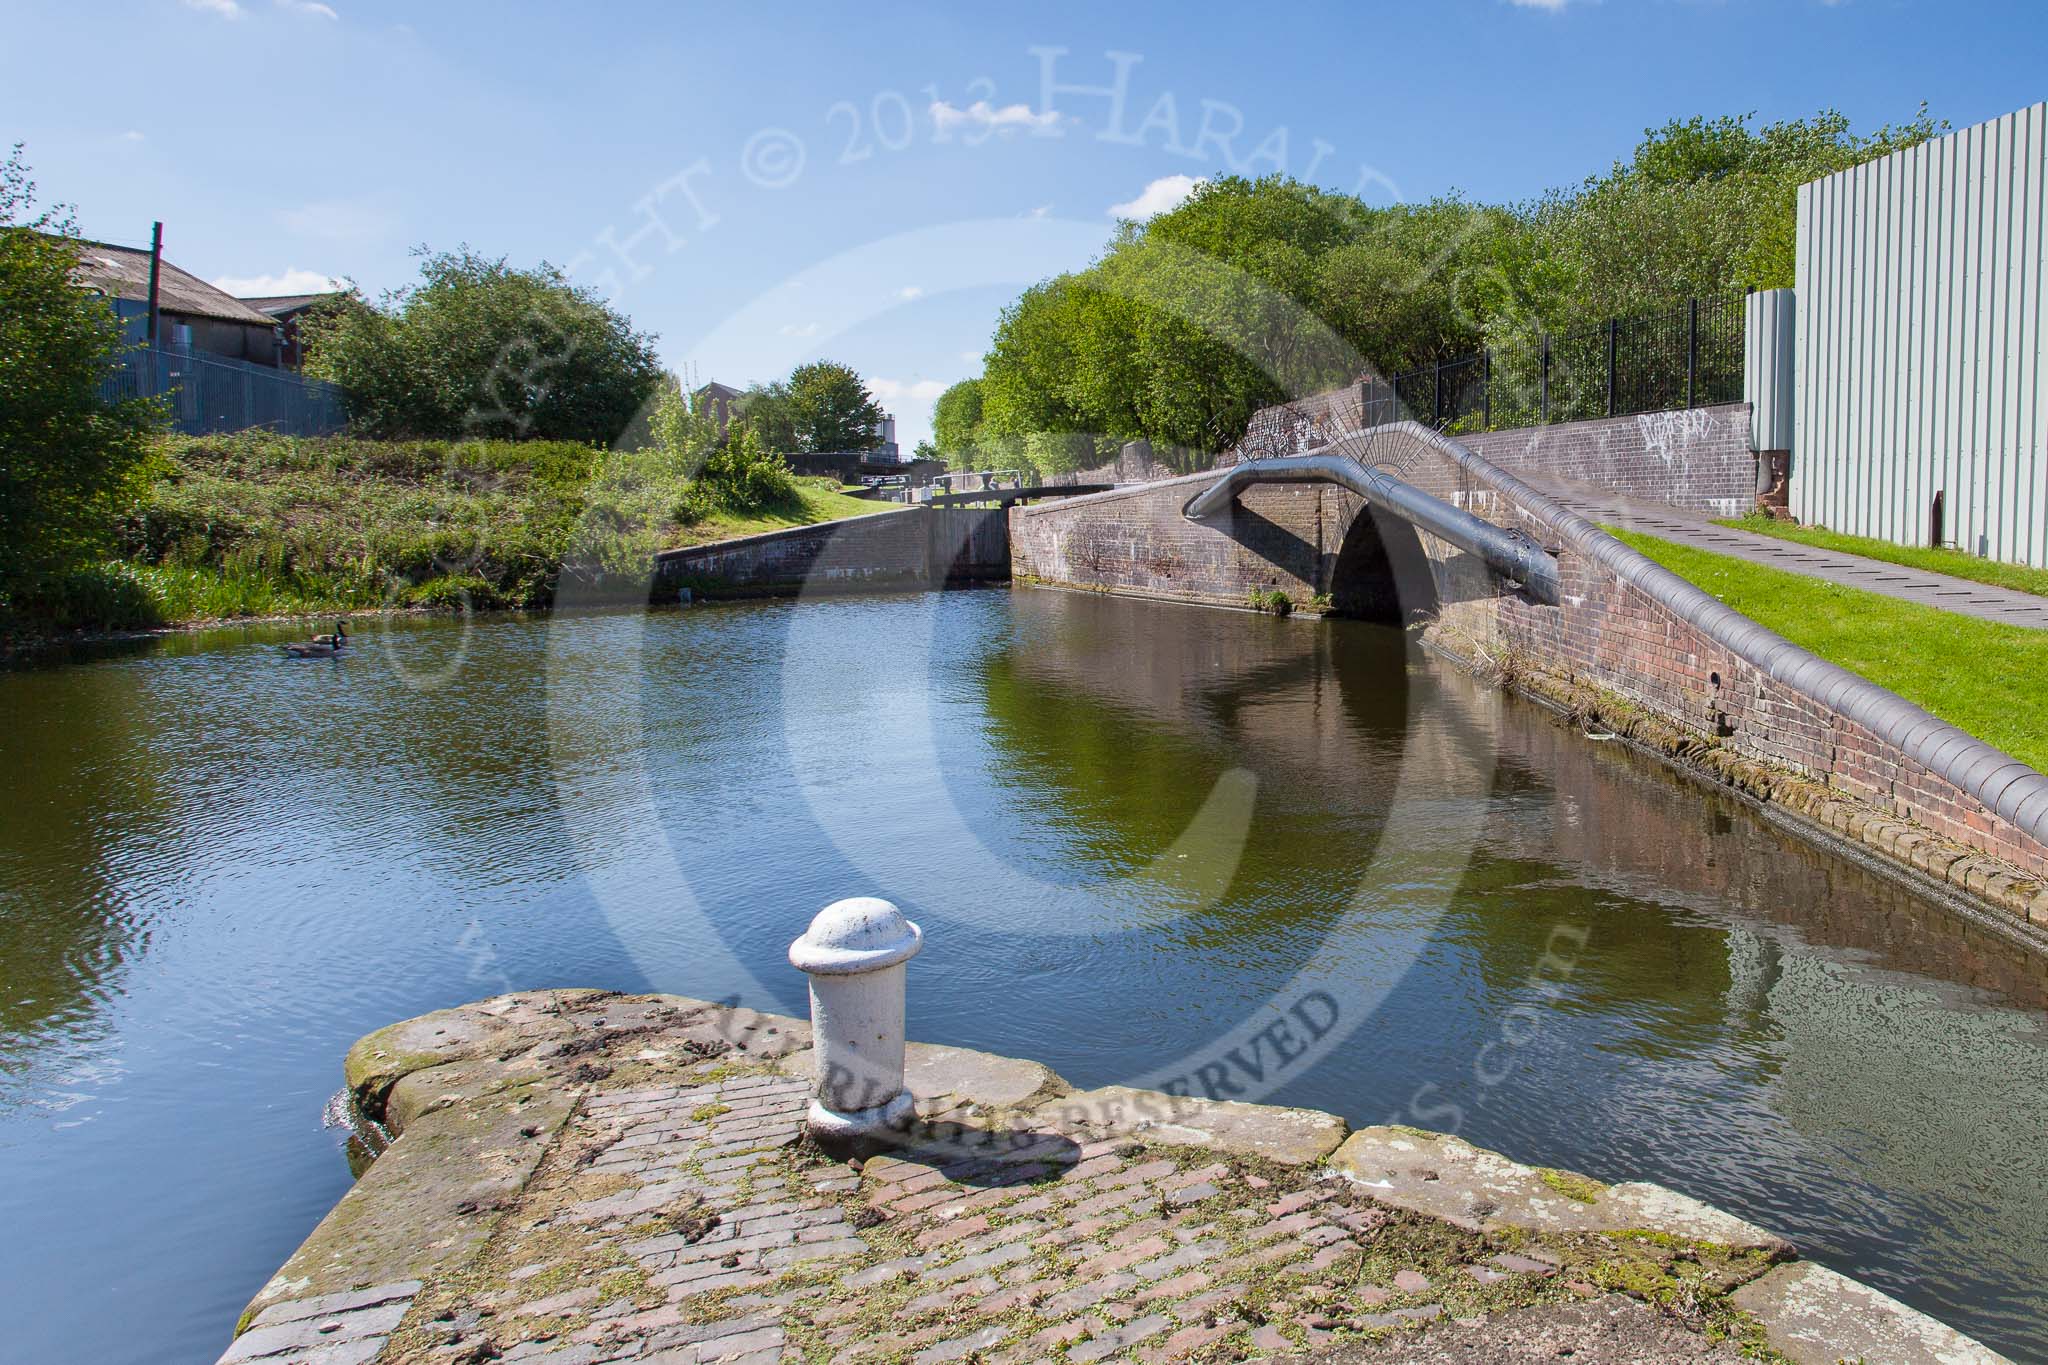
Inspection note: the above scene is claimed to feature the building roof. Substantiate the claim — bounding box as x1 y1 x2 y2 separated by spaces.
694 381 743 400
60 237 280 327
240 293 339 318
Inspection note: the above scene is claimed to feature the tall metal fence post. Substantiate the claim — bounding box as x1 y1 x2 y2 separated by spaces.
1481 349 1492 431
1540 335 1551 424
1432 360 1444 426
1686 298 1699 409
1605 319 1618 417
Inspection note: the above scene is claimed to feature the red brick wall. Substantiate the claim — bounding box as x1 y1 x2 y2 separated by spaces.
1217 388 1757 516
1459 404 1757 516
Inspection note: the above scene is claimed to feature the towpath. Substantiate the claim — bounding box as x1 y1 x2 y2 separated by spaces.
1526 475 2048 630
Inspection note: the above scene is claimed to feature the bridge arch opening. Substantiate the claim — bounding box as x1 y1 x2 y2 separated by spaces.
1328 506 1438 625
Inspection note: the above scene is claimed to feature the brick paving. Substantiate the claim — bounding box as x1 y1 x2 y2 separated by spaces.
339 1060 1598 1364
220 992 2011 1364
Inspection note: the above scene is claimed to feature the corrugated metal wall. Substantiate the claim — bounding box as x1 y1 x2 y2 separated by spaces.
1794 102 2047 565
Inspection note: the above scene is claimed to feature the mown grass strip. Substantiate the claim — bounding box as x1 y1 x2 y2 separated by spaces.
1610 527 2048 775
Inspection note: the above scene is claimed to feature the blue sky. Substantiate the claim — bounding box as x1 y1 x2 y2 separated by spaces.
6 0 2043 449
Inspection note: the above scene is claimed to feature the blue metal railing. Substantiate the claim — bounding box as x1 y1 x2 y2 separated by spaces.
98 344 348 437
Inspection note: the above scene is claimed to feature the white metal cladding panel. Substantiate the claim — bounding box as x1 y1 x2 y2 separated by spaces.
1794 102 2048 566
1744 289 1796 450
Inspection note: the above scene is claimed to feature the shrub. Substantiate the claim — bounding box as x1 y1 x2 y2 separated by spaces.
303 248 662 444
1248 587 1294 615
0 146 163 620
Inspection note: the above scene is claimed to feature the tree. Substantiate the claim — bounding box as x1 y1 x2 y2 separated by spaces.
733 362 884 454
303 247 663 444
931 378 985 467
734 380 797 453
964 107 1941 463
784 361 884 452
0 145 161 610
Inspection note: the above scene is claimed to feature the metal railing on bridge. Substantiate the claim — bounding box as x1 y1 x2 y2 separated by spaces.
1362 295 1746 434
99 343 348 438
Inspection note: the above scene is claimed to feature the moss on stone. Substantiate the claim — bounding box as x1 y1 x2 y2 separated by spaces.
1539 1168 1606 1204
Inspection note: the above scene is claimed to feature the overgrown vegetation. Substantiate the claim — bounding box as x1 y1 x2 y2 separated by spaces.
303 247 664 444
1247 587 1294 615
1716 512 2048 599
0 145 164 624
15 430 880 635
934 108 1942 479
1613 528 2048 774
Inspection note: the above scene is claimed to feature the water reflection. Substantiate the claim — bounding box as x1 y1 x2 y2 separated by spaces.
0 593 2045 1361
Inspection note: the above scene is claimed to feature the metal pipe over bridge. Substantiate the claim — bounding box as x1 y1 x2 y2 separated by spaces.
1182 449 1564 605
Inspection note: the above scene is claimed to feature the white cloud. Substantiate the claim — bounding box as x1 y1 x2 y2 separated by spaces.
1109 174 1205 221
183 0 245 17
929 100 1060 135
276 0 339 16
1027 203 1052 219
778 322 821 338
867 377 949 411
896 285 925 301
211 267 343 296
119 130 145 143
959 350 982 364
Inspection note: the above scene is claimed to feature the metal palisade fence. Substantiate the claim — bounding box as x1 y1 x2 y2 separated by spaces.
1363 295 1747 434
99 343 348 438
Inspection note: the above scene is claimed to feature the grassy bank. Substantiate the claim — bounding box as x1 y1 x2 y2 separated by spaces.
15 433 883 635
1713 514 2048 599
1612 528 2048 773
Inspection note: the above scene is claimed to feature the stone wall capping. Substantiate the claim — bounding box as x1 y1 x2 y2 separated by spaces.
1029 1083 1349 1166
1730 1262 2011 1365
1327 1127 1791 1256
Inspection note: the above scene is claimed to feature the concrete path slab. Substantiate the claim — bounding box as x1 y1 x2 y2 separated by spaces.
1525 475 2048 630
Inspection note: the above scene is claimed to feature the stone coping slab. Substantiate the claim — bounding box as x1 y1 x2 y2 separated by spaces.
1030 1084 1350 1166
1328 1127 1791 1255
1731 1263 2009 1365
216 992 2008 1364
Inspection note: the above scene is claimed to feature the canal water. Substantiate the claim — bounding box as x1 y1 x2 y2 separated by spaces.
3 589 2046 1363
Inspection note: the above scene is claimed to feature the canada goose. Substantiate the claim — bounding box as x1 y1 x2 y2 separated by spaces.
282 621 348 658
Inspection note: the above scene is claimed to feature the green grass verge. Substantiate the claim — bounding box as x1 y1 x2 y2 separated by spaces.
1611 527 2048 775
668 482 889 551
1713 513 2048 600
9 433 888 636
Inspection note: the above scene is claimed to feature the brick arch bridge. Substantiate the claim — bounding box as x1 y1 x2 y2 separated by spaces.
1009 421 2048 906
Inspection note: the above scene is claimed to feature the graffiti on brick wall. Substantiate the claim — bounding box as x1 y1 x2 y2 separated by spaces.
1634 408 1718 469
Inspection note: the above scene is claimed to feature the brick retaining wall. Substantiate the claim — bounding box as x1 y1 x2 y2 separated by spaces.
655 507 1007 595
1459 403 1757 516
1220 387 1757 516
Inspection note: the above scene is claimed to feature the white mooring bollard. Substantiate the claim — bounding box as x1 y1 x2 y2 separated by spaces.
788 896 923 1142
